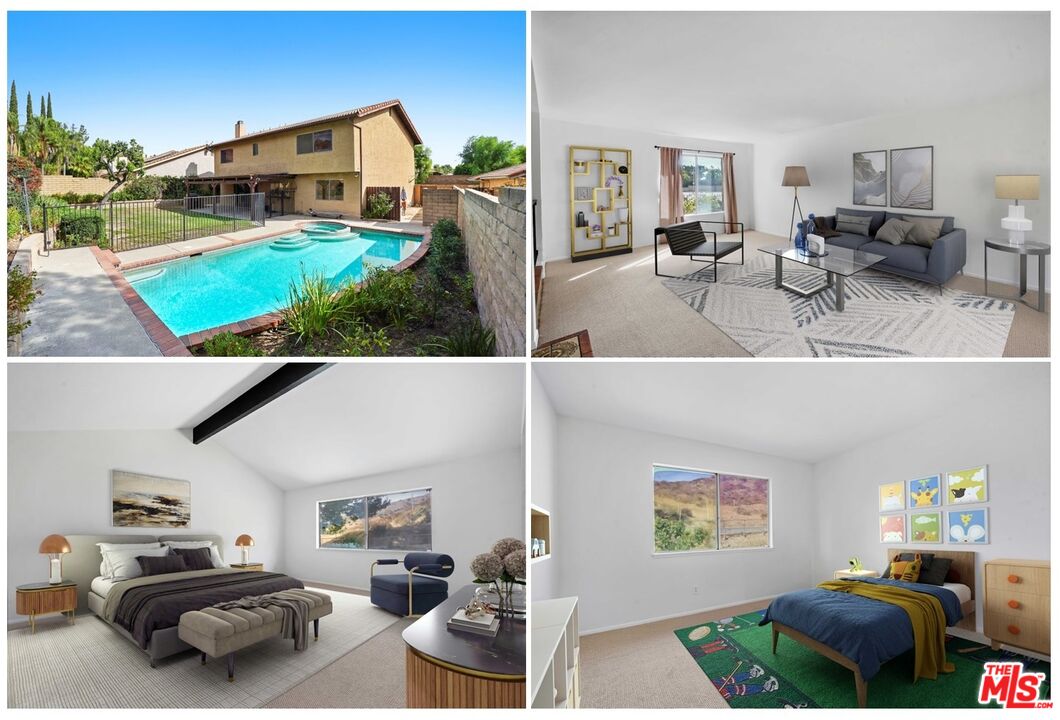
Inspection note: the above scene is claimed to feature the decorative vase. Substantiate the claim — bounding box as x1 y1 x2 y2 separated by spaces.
794 222 807 253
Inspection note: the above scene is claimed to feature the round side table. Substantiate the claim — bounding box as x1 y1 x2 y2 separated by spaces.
984 238 1050 312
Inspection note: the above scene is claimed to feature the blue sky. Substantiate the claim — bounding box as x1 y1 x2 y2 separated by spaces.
8 11 525 165
654 467 715 483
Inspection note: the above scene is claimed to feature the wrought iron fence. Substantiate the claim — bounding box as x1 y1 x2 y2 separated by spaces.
42 192 266 253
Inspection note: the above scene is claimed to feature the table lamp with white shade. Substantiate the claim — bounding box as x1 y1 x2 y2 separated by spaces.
995 175 1039 245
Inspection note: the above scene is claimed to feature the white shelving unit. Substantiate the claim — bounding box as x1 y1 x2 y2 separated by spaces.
531 596 580 709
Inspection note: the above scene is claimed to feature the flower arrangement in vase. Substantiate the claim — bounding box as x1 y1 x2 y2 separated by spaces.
470 537 526 617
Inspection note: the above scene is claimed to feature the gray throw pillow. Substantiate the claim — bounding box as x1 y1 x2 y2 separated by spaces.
875 218 916 246
835 213 872 236
902 215 946 248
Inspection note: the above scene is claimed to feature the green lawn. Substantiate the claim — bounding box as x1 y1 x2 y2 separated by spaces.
111 207 257 248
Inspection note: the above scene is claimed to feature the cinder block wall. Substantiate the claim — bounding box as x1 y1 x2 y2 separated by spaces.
39 176 114 196
457 187 526 357
422 186 460 226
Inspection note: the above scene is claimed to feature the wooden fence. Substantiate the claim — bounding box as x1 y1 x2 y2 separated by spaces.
363 186 402 221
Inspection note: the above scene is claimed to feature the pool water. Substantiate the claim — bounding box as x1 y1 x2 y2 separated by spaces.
124 229 421 336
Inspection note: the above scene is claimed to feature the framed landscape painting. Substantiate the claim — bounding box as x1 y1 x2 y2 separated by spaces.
112 470 191 528
910 512 942 543
948 508 989 544
880 514 906 543
878 481 905 512
945 465 988 505
889 145 933 209
908 475 941 508
853 150 887 206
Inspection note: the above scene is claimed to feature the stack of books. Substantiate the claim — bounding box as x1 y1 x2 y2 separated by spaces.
447 607 499 637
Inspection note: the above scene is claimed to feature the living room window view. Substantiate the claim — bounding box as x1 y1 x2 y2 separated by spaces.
530 11 1050 358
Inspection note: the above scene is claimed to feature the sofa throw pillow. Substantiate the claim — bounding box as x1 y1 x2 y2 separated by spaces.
917 557 953 586
173 547 214 572
888 555 922 582
163 540 224 568
902 215 946 248
137 554 188 577
96 541 162 576
835 213 872 236
875 218 916 246
897 552 934 571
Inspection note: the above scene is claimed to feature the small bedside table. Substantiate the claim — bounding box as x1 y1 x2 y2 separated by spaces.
16 581 77 633
834 569 880 580
230 563 264 572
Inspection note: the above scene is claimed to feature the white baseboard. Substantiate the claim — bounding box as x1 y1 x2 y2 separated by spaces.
579 594 777 637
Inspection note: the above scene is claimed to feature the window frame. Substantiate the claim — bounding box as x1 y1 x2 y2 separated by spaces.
315 179 344 201
316 485 432 552
680 151 725 217
297 129 333 155
651 463 772 556
252 143 259 156
219 148 233 164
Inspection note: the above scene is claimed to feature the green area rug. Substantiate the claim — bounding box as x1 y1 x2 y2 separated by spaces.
674 611 1050 708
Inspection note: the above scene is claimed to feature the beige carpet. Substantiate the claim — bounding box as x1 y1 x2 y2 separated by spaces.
7 587 398 708
538 231 1049 358
579 599 772 709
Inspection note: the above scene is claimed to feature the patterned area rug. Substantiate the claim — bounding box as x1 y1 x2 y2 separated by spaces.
532 329 593 357
662 255 1016 357
8 588 398 708
674 612 1051 708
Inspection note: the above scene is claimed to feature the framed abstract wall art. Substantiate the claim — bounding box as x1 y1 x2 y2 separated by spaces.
111 470 191 528
889 145 933 209
853 150 887 206
908 475 941 508
879 481 905 512
909 511 942 543
947 508 989 544
880 514 906 543
945 466 988 505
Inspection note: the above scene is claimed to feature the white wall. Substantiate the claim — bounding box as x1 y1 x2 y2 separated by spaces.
536 115 755 263
753 91 1050 290
7 429 284 624
529 372 558 601
811 367 1050 634
554 417 815 633
283 450 524 592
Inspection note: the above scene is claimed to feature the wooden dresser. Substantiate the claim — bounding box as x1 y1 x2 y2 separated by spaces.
983 559 1049 655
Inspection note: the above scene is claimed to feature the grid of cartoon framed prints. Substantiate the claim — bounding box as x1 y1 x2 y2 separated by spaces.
878 465 989 545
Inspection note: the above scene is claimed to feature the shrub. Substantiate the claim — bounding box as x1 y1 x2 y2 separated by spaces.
427 218 466 286
112 175 163 201
363 190 395 219
77 193 103 204
7 266 40 338
8 204 25 241
457 272 477 311
56 211 107 248
421 319 496 356
338 322 391 356
202 331 262 357
280 271 354 344
347 266 420 330
7 156 41 194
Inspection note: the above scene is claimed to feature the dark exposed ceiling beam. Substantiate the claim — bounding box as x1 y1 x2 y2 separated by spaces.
192 363 330 444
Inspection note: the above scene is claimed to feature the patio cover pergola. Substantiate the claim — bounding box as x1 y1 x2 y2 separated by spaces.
184 173 296 193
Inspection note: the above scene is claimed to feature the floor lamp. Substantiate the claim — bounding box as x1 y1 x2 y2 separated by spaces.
782 166 810 243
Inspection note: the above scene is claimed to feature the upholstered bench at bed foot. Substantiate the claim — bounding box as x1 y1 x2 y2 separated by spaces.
177 589 333 681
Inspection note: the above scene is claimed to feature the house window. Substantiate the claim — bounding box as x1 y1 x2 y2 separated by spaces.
219 148 233 164
297 129 333 154
315 179 344 201
252 143 259 156
680 152 724 216
317 488 432 550
652 464 770 553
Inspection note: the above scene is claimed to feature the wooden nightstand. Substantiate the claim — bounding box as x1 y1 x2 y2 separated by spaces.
230 563 264 572
16 581 77 633
984 559 1049 655
833 569 880 580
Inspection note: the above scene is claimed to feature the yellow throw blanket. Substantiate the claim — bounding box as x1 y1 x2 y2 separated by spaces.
817 580 955 682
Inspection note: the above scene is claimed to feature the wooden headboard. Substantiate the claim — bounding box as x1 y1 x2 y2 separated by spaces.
884 547 977 629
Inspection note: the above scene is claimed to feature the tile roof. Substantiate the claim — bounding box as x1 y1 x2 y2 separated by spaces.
472 163 527 180
143 144 210 167
211 99 422 147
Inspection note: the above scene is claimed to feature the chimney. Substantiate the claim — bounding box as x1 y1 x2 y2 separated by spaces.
235 120 245 138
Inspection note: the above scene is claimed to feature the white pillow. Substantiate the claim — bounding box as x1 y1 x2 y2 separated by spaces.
96 542 162 576
163 540 224 568
102 546 170 580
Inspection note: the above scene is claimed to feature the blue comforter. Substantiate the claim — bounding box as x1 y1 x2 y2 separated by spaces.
759 577 963 681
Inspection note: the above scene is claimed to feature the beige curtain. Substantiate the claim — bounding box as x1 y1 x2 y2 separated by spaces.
722 152 739 234
659 147 683 230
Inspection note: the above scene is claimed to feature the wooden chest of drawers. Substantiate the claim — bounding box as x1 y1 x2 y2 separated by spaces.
983 559 1049 655
15 582 77 634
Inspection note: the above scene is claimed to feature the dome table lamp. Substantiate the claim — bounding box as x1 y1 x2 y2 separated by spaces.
995 175 1039 245
782 166 811 244
235 534 255 565
39 534 71 584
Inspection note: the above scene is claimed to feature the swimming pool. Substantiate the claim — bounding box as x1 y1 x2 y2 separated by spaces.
124 228 422 337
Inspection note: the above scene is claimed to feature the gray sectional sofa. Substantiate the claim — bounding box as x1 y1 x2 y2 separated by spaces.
814 207 966 288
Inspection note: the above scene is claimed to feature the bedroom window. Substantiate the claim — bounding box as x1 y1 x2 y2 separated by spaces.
317 487 431 551
653 464 770 553
680 152 724 216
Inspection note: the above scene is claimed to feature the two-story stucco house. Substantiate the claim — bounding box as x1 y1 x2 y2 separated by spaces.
195 99 421 218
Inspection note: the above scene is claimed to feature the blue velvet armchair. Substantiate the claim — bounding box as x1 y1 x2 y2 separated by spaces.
369 552 454 617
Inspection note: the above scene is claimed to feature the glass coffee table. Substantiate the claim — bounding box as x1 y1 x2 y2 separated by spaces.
759 245 887 312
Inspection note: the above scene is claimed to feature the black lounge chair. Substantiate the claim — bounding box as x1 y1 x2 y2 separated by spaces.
654 220 745 281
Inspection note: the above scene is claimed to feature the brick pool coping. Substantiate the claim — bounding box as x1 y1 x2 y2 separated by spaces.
97 221 430 352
